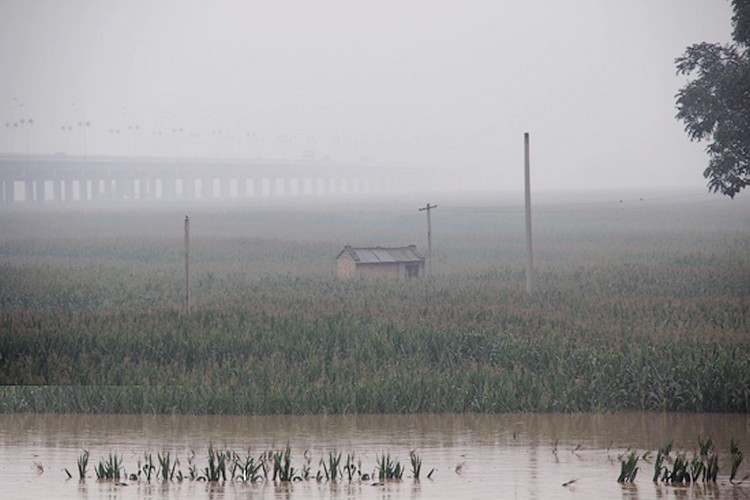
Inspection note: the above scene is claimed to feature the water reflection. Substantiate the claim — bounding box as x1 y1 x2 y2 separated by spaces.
0 412 748 499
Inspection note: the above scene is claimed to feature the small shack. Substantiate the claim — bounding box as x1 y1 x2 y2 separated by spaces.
336 245 426 280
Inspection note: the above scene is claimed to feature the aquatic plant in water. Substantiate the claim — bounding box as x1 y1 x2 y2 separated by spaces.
730 438 744 483
617 451 638 483
651 438 722 485
95 453 122 480
377 453 403 480
77 450 89 480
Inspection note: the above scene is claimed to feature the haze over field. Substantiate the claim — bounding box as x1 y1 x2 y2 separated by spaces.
0 1 736 192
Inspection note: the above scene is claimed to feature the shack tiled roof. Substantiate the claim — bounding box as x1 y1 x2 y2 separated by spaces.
337 245 425 264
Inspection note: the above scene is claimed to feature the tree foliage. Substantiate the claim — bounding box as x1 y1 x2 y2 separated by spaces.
675 0 750 197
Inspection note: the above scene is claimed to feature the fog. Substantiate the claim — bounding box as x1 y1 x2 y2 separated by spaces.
0 0 735 192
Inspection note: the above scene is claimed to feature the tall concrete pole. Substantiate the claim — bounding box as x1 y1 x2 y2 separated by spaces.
524 132 534 294
184 215 190 313
419 203 437 277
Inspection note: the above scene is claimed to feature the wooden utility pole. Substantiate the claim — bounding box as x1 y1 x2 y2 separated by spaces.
419 203 437 277
184 215 190 313
524 132 534 294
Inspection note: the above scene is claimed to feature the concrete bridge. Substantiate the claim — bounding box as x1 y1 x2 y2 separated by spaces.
0 154 412 205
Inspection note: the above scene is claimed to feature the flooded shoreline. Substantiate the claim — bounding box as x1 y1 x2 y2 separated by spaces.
1 412 748 499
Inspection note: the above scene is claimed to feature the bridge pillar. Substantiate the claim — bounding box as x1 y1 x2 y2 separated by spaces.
220 177 229 199
116 177 135 200
34 179 45 203
100 178 111 200
63 178 74 202
90 179 100 202
23 180 33 203
142 177 152 199
237 178 247 199
184 177 195 199
52 179 62 202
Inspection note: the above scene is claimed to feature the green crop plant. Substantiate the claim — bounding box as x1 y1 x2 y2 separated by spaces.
343 453 359 481
158 452 178 481
377 454 403 480
653 442 672 483
704 453 719 482
77 450 89 480
231 452 263 482
617 451 639 483
690 455 704 483
730 438 744 483
271 446 298 482
187 450 198 480
698 436 714 457
200 445 229 482
668 454 690 484
409 450 422 479
140 452 155 481
321 451 341 481
95 453 122 480
651 439 723 485
1 204 749 415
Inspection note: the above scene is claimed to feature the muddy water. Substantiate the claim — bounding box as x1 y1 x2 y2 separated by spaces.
0 412 748 499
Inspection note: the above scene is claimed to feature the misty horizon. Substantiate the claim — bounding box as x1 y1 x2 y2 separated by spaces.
0 1 736 192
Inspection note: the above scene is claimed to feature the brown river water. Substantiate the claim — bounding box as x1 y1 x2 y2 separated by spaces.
0 412 748 499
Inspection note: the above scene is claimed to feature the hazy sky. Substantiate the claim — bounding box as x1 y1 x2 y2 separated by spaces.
0 0 735 191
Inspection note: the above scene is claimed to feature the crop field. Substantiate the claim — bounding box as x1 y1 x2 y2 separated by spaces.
0 190 749 414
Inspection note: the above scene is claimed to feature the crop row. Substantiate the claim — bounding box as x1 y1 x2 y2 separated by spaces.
69 446 428 483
